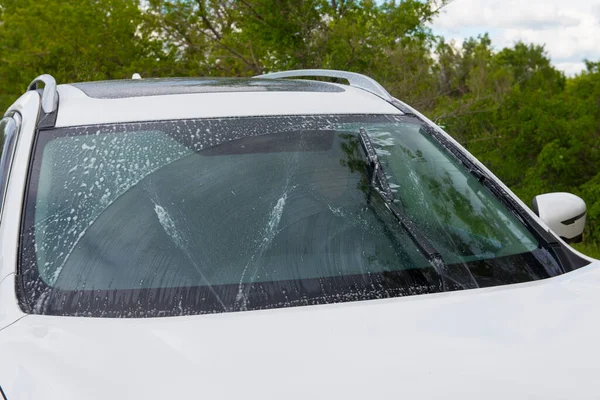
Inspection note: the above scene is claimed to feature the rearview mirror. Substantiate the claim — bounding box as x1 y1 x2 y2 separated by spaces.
532 192 586 243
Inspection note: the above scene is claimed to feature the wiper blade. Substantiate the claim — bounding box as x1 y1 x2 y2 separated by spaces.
358 128 394 203
358 127 452 289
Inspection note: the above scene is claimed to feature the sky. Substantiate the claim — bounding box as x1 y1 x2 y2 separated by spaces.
430 0 600 76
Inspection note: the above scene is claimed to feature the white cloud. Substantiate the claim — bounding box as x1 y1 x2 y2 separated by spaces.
432 0 600 75
555 61 588 76
436 1 580 30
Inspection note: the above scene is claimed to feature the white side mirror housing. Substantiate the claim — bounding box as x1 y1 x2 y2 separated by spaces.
532 192 586 243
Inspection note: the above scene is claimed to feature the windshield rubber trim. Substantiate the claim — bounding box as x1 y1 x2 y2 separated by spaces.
15 108 56 314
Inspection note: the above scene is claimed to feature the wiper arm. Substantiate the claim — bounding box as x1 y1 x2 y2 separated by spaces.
358 128 452 289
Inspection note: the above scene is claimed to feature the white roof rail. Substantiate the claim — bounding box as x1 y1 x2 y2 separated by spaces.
27 74 58 114
254 69 394 101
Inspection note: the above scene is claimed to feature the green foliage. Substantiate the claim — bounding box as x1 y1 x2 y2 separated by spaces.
432 39 600 253
0 0 173 110
573 242 600 260
1 0 599 257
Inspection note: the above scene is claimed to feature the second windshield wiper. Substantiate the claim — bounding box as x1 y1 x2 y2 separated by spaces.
358 127 454 290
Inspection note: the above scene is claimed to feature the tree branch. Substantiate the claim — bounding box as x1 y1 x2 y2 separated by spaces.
197 0 222 40
238 0 267 24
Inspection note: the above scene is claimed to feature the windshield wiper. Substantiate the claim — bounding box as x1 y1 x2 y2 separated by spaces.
358 127 453 290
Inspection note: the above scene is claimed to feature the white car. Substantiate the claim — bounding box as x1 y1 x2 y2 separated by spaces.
0 70 597 400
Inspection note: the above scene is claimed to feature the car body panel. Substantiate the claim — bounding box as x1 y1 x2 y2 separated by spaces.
1 261 599 399
54 83 402 127
0 274 26 333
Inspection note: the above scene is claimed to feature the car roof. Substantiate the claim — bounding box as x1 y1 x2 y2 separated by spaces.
54 78 403 128
70 77 346 98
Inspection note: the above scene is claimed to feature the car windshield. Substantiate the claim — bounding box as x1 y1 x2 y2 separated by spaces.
21 114 562 317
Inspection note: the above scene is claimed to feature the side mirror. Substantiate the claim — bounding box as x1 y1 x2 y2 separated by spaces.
532 192 586 243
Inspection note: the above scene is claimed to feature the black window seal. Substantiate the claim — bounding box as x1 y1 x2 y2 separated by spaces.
15 107 48 315
35 89 59 130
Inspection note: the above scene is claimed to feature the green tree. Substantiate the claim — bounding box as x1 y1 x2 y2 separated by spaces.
145 0 444 98
431 39 600 248
0 0 173 110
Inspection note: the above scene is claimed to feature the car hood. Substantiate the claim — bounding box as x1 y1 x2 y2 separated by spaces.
2 262 600 400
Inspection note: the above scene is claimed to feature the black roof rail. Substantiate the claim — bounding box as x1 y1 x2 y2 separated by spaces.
27 74 59 129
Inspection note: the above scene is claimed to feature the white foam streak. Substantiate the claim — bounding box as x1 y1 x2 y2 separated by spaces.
236 192 288 310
